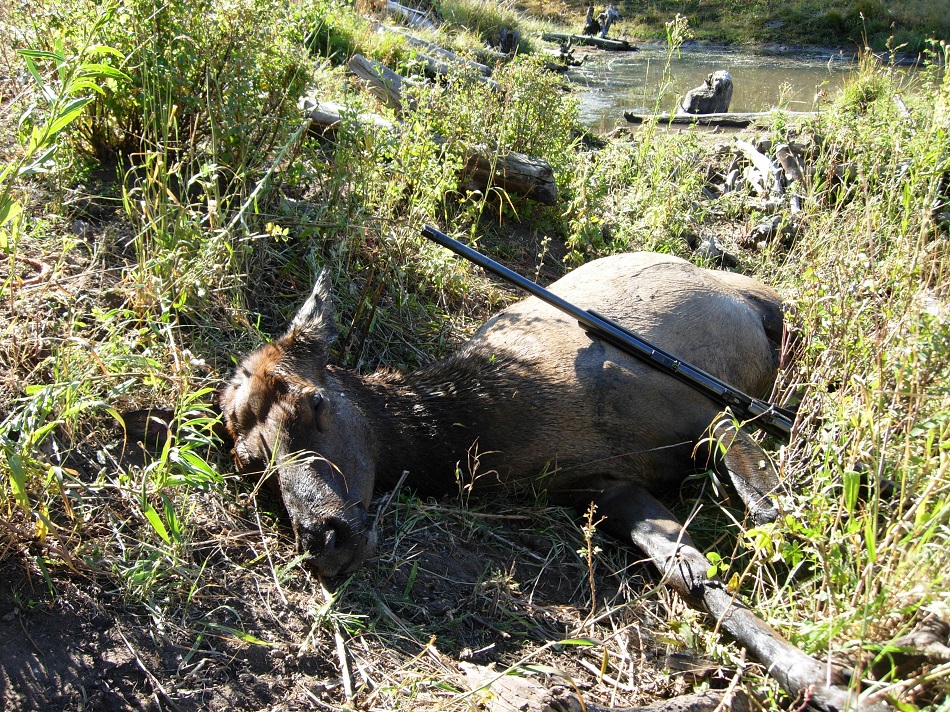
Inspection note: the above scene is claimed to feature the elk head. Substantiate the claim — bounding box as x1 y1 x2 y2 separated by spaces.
221 272 378 577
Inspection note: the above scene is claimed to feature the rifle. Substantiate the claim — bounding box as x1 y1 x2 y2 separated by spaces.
420 225 795 441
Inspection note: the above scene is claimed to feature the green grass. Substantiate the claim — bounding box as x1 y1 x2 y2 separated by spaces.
2 0 950 708
545 0 950 52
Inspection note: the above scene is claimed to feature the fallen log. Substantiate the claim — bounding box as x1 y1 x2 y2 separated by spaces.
302 100 395 134
735 139 775 183
735 139 785 197
380 26 491 76
542 31 636 51
413 50 499 89
303 100 557 205
349 54 415 111
774 142 805 184
384 0 437 30
349 52 497 113
624 109 819 127
461 145 558 205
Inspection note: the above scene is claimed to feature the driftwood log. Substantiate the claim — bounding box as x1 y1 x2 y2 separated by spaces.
460 145 558 205
624 110 818 127
582 5 600 36
302 100 396 134
303 100 557 205
384 0 436 30
680 71 733 114
774 142 805 185
735 139 781 195
349 54 415 111
596 4 620 39
380 26 492 76
349 52 497 112
542 32 636 51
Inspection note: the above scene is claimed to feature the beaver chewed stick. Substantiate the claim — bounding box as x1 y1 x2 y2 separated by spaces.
14 256 52 287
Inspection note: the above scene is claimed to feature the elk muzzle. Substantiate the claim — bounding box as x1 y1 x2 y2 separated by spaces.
293 500 377 577
276 453 378 577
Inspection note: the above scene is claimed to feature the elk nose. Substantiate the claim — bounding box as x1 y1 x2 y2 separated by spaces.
302 516 353 559
299 515 375 577
317 517 349 553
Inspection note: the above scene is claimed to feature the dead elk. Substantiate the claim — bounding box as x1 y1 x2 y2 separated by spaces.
222 251 875 711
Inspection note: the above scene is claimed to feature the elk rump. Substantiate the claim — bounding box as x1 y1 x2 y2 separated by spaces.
222 250 864 711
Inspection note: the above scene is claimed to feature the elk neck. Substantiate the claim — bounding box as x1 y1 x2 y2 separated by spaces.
327 347 552 497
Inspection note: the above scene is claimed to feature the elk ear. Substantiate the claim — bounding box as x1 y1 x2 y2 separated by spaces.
284 269 339 348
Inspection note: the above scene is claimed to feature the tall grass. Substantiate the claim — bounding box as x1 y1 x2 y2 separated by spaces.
606 0 949 51
757 47 950 699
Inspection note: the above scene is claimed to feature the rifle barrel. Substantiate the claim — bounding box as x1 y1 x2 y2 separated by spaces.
420 225 794 440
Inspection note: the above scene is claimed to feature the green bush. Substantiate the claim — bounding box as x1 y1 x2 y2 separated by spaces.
11 0 315 172
300 0 373 62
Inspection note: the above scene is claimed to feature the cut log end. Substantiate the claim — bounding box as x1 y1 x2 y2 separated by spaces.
463 147 558 205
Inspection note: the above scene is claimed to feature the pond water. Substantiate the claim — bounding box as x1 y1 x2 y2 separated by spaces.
567 44 859 131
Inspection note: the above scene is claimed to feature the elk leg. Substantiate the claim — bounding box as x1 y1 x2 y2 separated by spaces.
710 418 780 525
594 483 857 712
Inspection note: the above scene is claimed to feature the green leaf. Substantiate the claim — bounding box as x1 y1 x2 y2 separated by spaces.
87 45 125 59
80 63 131 83
0 198 23 230
103 406 125 428
864 513 877 563
28 420 61 446
19 145 58 176
842 468 860 513
60 399 106 419
68 80 107 97
55 39 66 84
142 501 171 544
18 49 65 62
34 555 57 600
8 453 31 513
557 637 597 647
203 622 275 646
19 54 50 102
46 96 93 137
162 494 182 543
176 450 220 484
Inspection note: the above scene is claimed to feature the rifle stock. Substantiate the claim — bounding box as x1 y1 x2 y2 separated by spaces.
420 225 795 441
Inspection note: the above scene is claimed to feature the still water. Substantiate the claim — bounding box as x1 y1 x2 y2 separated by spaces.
567 44 858 131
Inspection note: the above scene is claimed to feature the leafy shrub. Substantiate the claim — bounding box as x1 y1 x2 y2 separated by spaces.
404 55 577 170
11 0 315 172
300 0 372 62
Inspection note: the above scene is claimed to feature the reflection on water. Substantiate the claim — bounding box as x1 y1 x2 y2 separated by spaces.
567 44 857 130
